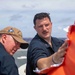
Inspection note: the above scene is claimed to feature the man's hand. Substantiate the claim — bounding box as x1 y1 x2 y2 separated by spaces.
52 40 68 64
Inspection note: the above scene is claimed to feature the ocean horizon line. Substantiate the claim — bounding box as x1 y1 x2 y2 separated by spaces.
23 37 66 43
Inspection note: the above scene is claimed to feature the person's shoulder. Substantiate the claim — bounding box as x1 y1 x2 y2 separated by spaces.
29 35 45 48
0 46 10 58
0 53 15 66
30 34 42 43
2 53 14 60
52 37 65 43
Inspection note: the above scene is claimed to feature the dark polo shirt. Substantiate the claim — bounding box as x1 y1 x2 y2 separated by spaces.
0 43 19 75
26 34 64 75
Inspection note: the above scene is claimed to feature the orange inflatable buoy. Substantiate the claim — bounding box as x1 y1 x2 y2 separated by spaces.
38 22 75 75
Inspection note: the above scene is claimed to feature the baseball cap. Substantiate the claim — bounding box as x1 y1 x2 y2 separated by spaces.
0 26 29 49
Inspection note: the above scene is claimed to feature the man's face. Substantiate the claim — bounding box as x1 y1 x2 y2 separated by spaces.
2 34 20 55
34 17 52 39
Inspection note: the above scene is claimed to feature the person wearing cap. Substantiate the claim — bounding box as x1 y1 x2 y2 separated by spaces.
0 26 29 75
26 12 68 75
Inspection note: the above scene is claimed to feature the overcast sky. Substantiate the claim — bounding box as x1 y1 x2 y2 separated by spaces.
0 0 75 10
0 0 75 38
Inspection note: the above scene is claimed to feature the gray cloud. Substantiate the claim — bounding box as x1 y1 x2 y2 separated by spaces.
10 14 23 21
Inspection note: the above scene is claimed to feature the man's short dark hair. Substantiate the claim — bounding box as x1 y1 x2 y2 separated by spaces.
33 12 51 25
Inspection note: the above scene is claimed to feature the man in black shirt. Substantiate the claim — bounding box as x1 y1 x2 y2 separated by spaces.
26 12 68 75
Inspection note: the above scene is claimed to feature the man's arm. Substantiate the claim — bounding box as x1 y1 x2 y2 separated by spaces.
37 41 68 70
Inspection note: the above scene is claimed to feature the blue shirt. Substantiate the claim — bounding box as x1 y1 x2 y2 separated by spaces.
0 43 19 75
26 34 64 75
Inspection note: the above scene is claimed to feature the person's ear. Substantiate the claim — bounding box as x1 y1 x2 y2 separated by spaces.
1 34 7 43
51 22 52 26
34 25 36 30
